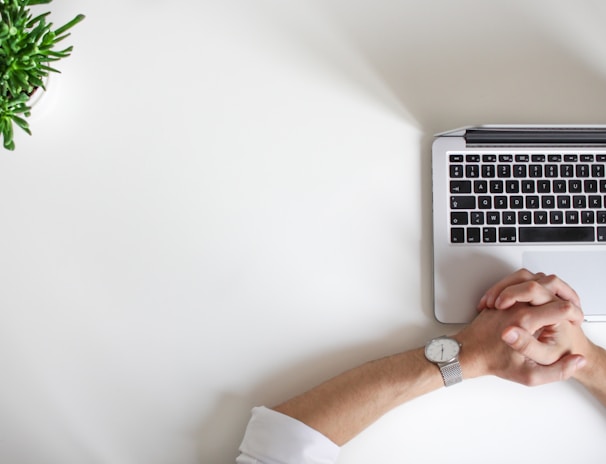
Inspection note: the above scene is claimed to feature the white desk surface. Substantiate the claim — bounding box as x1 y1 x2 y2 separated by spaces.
2 1 606 463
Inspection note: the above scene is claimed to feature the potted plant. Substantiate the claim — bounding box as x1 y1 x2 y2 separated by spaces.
0 0 84 150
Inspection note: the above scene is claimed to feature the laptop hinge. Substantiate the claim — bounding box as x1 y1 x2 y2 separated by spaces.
465 128 606 147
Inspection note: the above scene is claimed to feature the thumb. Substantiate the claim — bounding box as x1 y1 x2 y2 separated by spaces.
521 354 586 386
501 326 559 365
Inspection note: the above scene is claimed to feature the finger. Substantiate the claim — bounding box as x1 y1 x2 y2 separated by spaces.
477 268 543 310
535 274 582 310
504 300 584 334
519 354 586 386
502 326 561 365
493 280 558 310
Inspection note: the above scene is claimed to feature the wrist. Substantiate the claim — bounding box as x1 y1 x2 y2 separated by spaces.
452 330 488 380
572 340 604 385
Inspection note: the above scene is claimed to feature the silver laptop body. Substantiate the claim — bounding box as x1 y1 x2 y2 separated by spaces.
432 125 606 323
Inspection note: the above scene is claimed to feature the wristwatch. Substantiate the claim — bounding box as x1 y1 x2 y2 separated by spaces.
424 336 463 387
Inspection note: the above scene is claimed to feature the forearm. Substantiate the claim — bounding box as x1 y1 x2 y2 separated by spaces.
273 348 443 446
574 341 606 407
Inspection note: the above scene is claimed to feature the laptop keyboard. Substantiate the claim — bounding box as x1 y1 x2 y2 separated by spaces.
448 152 606 244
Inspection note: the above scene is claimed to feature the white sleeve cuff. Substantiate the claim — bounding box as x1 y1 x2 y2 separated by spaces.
237 406 340 464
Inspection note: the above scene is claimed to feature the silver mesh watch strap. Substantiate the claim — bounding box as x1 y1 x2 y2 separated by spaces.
439 361 463 387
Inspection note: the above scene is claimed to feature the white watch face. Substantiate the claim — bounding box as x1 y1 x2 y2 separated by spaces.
425 337 460 363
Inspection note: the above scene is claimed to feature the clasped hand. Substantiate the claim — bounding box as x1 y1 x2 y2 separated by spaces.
456 269 588 386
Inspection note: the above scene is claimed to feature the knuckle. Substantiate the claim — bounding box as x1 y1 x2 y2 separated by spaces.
526 280 543 293
516 309 534 328
558 299 575 314
518 268 533 279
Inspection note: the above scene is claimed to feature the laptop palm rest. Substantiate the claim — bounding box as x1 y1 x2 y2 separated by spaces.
522 251 605 321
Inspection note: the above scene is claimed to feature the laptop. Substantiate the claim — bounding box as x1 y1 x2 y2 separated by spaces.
432 125 606 323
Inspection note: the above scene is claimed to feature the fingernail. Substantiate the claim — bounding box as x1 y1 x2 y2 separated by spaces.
502 329 519 344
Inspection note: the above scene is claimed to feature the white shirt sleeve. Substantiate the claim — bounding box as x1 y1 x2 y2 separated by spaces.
236 406 341 464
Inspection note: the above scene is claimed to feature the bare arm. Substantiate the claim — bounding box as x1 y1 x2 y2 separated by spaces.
273 287 584 445
273 348 442 446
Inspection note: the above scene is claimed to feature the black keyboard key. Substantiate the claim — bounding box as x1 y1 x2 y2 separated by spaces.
532 154 546 162
450 154 464 162
513 165 527 178
510 196 524 209
564 154 578 162
601 180 606 193
494 196 508 209
592 164 604 178
519 226 594 242
471 212 484 225
483 227 497 242
451 212 468 225
526 195 540 209
569 179 582 193
597 155 606 162
450 164 464 178
522 180 535 193
490 180 504 193
502 211 516 224
515 154 529 162
499 227 517 242
537 180 551 193
497 165 511 178
467 227 481 243
548 154 562 162
534 211 548 224
478 196 492 209
589 196 602 209
545 164 558 177
541 195 555 208
553 180 567 193
451 196 476 209
561 164 574 177
450 180 472 193
466 165 480 178
486 212 500 224
557 195 571 209
466 154 480 162
566 211 579 224
482 154 497 162
529 164 543 177
577 164 590 177
474 180 488 193
585 180 598 193
451 228 465 243
598 211 606 224
599 227 606 242
518 211 532 224
581 211 595 224
581 154 594 162
573 195 586 208
550 211 564 224
506 180 519 193
482 164 495 178
499 154 513 162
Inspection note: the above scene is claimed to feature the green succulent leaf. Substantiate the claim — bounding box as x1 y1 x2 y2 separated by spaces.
0 0 84 150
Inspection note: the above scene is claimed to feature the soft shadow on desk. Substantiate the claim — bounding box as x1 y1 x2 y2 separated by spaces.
313 0 606 133
198 324 436 464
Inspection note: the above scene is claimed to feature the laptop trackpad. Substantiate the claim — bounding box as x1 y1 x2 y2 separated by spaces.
522 251 605 319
